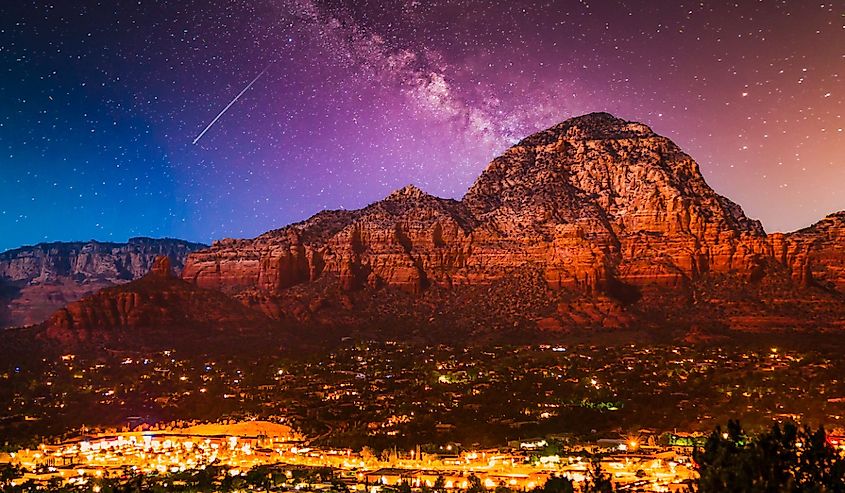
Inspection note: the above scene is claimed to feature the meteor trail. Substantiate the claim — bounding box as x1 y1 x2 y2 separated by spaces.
192 62 272 145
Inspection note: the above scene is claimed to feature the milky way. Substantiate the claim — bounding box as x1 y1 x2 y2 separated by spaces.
0 0 842 250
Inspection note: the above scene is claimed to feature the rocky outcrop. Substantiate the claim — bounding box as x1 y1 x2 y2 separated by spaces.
45 256 275 346
770 212 845 291
462 112 769 293
182 186 480 299
0 238 206 328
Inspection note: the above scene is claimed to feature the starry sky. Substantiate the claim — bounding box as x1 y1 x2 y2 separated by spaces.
1 0 842 251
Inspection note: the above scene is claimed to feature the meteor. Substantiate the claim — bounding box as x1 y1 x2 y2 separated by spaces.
192 62 272 145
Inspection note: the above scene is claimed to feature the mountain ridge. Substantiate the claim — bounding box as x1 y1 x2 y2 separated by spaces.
35 113 845 345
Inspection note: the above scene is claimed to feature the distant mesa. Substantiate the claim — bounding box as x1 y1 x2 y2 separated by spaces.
0 238 207 329
14 113 845 346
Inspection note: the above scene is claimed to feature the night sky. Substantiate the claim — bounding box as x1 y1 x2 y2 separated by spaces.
1 1 842 251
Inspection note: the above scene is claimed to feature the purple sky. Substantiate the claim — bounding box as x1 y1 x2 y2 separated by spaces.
1 0 842 250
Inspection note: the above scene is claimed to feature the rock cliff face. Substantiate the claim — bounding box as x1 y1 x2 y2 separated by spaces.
182 114 787 314
0 238 206 328
39 113 845 343
770 212 845 291
462 113 769 293
45 256 275 346
182 187 480 297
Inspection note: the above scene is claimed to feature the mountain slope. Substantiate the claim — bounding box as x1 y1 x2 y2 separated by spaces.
0 237 207 329
45 256 278 348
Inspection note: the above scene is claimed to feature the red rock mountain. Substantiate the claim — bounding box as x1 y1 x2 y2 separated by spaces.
44 113 845 343
0 238 206 329
46 256 275 346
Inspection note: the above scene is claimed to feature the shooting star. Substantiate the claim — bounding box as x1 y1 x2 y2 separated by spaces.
192 62 273 145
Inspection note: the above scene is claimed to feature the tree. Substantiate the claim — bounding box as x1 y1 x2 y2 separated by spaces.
582 460 615 493
530 475 575 493
541 474 575 493
495 483 515 493
332 479 351 493
467 474 486 493
361 446 377 463
0 463 23 487
691 420 845 493
541 440 565 457
433 475 447 493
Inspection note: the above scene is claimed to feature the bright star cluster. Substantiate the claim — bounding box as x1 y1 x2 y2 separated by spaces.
0 0 842 250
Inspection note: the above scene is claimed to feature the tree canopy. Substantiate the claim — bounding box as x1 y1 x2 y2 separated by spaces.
691 420 845 493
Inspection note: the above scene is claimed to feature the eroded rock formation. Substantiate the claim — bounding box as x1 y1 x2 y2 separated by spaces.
46 256 274 345
38 113 845 343
0 238 206 328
